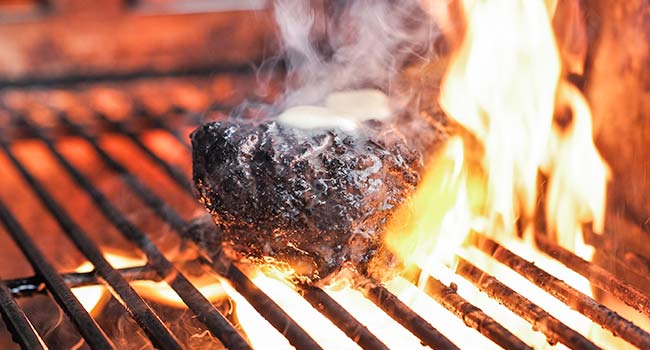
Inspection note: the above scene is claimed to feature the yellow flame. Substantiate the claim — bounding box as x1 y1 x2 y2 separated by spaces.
71 253 228 314
383 136 477 269
387 0 610 270
71 261 110 315
439 0 560 237
377 1 614 347
545 81 610 258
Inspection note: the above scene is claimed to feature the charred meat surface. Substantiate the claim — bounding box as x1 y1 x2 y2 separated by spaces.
191 118 427 279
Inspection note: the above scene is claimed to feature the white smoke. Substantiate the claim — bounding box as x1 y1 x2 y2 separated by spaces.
272 0 440 109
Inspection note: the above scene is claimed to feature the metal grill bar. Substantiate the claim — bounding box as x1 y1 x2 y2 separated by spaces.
7 265 160 298
535 233 650 317
456 257 602 350
0 138 182 350
300 285 390 350
472 233 650 349
59 113 188 233
1 79 649 350
215 262 324 350
360 280 460 350
423 274 534 350
585 225 650 281
95 113 193 193
17 117 252 350
0 198 115 350
0 278 46 350
133 105 193 152
133 104 191 152
119 106 638 348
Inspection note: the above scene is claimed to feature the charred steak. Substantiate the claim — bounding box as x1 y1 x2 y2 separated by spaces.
191 114 430 278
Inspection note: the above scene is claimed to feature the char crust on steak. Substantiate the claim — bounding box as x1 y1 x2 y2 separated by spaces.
191 115 429 279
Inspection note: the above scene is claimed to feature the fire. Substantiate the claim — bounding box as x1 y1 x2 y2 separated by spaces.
221 270 362 350
396 0 609 262
383 136 474 269
71 253 228 314
71 260 111 315
73 1 615 348
381 0 612 347
545 81 609 256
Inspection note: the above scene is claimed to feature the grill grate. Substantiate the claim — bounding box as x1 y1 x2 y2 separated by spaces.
0 73 649 350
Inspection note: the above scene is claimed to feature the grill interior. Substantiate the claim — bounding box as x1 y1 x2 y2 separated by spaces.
1 71 650 350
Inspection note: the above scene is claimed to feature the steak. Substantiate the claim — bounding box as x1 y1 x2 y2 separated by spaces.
190 92 446 280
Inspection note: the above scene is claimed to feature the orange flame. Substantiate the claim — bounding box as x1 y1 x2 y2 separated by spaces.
76 2 616 348
71 253 228 314
389 0 610 269
439 0 561 238
380 0 614 347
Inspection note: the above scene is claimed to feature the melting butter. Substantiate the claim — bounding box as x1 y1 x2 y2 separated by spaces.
277 89 390 131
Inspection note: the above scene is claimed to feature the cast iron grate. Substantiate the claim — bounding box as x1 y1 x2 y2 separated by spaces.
0 73 648 350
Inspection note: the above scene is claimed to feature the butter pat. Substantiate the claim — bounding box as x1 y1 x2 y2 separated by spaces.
326 89 391 121
277 105 358 132
277 89 390 131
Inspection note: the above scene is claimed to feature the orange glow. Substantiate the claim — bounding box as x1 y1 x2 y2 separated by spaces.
383 136 478 270
438 0 560 239
545 81 610 257
71 253 228 314
71 261 109 315
378 0 613 348
221 270 360 350
386 0 609 268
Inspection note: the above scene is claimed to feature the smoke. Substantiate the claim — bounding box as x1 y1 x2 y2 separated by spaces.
271 0 440 110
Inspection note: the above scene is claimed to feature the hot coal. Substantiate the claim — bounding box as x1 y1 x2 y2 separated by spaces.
190 116 441 279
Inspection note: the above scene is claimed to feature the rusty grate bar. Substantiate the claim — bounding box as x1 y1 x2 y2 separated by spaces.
300 285 390 350
472 233 650 349
0 137 182 350
423 273 534 350
0 277 46 350
535 233 650 317
359 279 460 350
456 257 602 350
17 116 252 350
0 197 115 350
210 259 324 350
